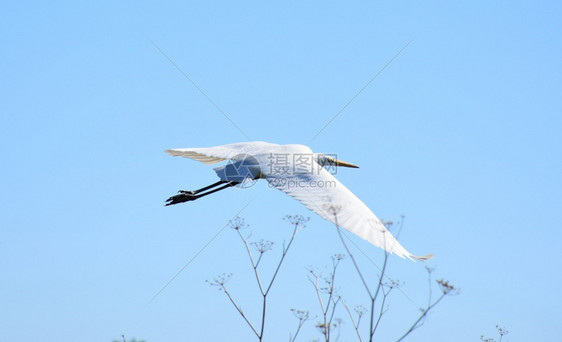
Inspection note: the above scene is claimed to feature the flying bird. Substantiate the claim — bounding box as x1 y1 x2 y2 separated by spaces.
165 141 432 261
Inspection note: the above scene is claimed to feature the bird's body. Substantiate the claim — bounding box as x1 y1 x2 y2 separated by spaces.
166 141 431 262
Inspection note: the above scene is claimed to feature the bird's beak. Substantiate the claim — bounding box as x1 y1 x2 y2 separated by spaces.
335 159 359 168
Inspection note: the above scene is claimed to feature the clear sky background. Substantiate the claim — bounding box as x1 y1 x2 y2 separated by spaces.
1 1 561 341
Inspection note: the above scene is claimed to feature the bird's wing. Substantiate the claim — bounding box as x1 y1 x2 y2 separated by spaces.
266 167 431 261
165 141 280 165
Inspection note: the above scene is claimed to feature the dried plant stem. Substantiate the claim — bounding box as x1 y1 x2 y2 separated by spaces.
222 285 261 338
334 215 390 342
308 256 342 342
335 224 373 298
289 317 305 342
395 292 447 342
372 281 392 334
223 218 304 341
370 252 389 339
333 214 452 342
266 224 300 295
395 270 457 341
342 301 364 342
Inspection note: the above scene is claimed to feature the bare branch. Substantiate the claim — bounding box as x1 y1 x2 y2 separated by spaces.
222 283 261 338
481 325 509 342
396 278 458 342
208 273 260 338
342 301 364 342
289 309 310 342
236 227 266 296
334 220 373 299
213 216 306 341
265 218 302 295
372 281 395 335
308 253 344 342
396 292 447 342
369 251 389 339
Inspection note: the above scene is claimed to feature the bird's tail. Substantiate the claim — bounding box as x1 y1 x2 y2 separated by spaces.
410 253 434 262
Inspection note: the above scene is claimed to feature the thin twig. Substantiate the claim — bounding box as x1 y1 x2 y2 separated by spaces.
265 222 300 295
217 216 304 341
289 309 309 342
369 251 389 339
338 229 420 309
395 293 447 342
309 254 344 342
310 274 326 319
396 277 457 341
334 214 383 342
372 284 392 335
237 229 266 295
342 301 364 342
426 267 434 307
335 222 373 298
222 284 261 338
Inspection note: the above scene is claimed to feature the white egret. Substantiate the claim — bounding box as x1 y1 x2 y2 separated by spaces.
165 141 432 261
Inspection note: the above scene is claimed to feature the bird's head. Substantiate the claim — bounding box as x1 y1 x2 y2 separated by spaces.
315 154 359 168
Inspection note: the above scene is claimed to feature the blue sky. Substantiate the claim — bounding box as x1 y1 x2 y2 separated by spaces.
1 1 561 341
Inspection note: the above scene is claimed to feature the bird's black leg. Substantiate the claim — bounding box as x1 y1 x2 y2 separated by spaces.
177 180 227 196
165 181 238 206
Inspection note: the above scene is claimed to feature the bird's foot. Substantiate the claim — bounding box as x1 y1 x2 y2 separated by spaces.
165 192 197 206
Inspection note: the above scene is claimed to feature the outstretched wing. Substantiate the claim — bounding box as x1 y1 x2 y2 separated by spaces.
266 166 431 261
165 141 280 164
